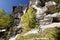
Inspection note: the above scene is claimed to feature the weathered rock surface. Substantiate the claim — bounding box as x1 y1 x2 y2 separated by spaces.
9 0 60 40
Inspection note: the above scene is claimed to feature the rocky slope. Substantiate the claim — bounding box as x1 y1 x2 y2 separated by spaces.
9 0 60 40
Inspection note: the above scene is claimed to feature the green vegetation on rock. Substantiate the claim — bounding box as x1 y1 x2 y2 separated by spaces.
21 7 38 34
0 9 13 40
0 9 13 28
51 0 60 4
16 27 60 40
46 0 60 14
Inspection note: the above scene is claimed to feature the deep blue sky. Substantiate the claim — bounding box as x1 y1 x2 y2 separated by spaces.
0 0 29 12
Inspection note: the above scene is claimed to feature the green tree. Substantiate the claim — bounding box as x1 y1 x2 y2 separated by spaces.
0 9 13 28
0 9 5 16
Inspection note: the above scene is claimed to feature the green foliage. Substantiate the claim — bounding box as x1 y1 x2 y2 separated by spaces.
53 0 60 12
21 7 37 28
47 0 60 13
56 4 60 12
20 7 38 34
46 5 60 14
0 9 13 28
39 27 60 40
16 27 60 40
0 15 13 28
0 9 5 16
46 0 60 14
51 0 60 4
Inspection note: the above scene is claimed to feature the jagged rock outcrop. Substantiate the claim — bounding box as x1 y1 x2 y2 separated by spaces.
9 0 60 40
8 4 29 40
29 0 58 26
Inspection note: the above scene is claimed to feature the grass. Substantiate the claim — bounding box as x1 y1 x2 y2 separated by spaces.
16 27 60 40
20 7 38 35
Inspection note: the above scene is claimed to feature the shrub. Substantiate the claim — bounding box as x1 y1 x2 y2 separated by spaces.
21 7 38 28
20 7 39 34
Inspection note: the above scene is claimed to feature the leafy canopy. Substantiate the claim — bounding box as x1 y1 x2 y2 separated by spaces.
0 9 13 28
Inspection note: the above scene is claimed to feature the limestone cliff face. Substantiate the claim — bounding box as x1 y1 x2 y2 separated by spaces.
12 5 28 18
12 0 60 26
12 5 28 26
11 0 60 27
29 0 50 7
29 0 60 26
8 0 60 40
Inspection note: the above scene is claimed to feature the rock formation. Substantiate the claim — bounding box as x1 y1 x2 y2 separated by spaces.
8 4 28 40
9 0 60 40
12 4 29 26
29 0 59 26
